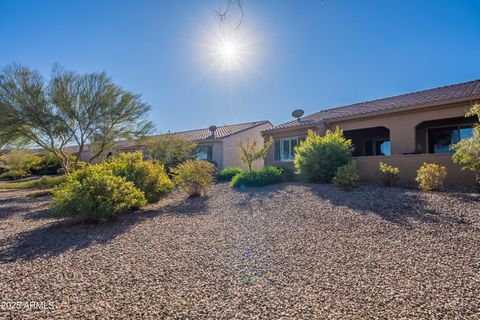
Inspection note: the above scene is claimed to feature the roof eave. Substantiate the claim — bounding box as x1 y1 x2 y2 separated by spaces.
323 95 480 124
261 122 321 135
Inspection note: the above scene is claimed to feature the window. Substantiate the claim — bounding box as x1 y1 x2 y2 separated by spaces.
428 125 473 154
194 145 213 161
364 139 390 156
274 136 306 162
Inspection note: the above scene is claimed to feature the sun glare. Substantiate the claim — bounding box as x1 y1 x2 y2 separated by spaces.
215 36 242 70
198 24 258 75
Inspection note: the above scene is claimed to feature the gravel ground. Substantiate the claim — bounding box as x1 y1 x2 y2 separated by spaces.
0 183 479 319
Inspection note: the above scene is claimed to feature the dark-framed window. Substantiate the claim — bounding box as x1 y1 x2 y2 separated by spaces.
364 139 390 156
274 136 306 162
194 145 213 161
428 125 473 154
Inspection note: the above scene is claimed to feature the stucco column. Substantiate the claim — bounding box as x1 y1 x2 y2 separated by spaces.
389 123 417 155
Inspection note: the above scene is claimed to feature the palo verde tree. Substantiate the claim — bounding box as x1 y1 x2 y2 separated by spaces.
238 137 272 172
145 134 197 171
0 64 154 174
452 104 480 189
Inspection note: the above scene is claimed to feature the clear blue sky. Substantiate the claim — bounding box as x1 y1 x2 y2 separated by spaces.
1 0 479 133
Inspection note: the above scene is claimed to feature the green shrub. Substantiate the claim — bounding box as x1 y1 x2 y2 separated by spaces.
0 171 24 181
105 152 174 203
52 165 146 223
416 162 447 191
280 167 296 182
452 104 480 190
145 134 197 171
231 166 283 188
378 162 400 186
294 128 353 183
30 153 63 175
333 161 359 191
171 160 216 197
217 167 245 181
0 150 41 180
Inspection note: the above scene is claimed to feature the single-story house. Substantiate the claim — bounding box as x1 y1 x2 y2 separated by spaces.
262 80 480 186
94 120 273 170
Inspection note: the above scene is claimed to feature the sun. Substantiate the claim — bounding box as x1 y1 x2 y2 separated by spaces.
212 33 245 72
198 24 257 75
220 39 239 61
195 19 261 77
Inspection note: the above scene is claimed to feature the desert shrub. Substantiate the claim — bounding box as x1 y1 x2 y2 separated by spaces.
171 160 215 197
416 162 447 191
231 166 283 188
30 153 63 175
333 161 359 191
105 152 174 203
52 165 146 223
378 162 400 186
294 128 353 183
0 150 41 180
145 135 197 171
452 104 480 190
217 167 245 181
280 167 296 182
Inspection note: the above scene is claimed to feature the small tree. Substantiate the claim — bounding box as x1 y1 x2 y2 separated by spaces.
294 128 353 183
145 134 197 171
238 137 272 172
452 104 480 188
0 64 154 174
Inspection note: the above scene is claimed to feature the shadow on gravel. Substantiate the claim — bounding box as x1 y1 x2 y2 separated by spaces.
304 184 464 227
157 196 208 217
0 195 51 220
0 194 209 263
0 208 159 263
445 192 480 203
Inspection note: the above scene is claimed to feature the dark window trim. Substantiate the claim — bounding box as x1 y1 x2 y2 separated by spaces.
426 123 474 154
363 138 390 156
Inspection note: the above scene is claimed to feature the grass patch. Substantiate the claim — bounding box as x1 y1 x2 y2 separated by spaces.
0 176 66 190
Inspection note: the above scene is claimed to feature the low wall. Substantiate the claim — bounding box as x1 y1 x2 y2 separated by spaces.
353 154 476 186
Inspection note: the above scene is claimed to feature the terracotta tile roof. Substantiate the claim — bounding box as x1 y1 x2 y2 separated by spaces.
114 120 272 151
158 120 271 142
265 79 480 132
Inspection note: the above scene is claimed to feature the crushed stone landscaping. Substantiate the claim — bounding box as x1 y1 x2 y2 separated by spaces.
1 183 479 319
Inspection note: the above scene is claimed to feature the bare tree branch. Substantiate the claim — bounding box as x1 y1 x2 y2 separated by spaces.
216 0 244 29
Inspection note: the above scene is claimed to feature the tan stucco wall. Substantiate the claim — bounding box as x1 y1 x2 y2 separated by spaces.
263 101 477 186
353 154 476 186
210 142 224 169
222 122 273 170
329 102 474 155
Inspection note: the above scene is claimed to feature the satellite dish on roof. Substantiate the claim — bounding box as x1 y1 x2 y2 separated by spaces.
208 125 217 134
292 109 304 120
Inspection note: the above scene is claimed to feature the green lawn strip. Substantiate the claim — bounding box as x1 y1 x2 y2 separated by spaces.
0 176 66 190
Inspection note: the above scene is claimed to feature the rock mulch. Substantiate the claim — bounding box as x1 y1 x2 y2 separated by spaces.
0 183 479 319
